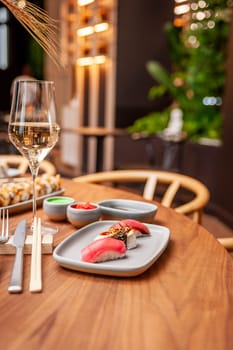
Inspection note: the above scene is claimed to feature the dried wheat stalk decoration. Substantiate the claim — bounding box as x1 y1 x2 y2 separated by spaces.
0 0 60 65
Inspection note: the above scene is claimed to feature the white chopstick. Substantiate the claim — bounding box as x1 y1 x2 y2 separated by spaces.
29 217 42 292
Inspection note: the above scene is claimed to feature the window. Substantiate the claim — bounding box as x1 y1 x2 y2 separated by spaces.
0 7 9 70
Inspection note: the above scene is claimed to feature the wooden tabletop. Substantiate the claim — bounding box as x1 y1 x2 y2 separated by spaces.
1 178 233 350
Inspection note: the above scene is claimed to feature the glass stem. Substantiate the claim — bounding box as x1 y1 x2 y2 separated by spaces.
31 166 39 225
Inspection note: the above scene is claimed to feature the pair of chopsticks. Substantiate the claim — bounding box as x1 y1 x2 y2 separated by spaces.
29 217 42 292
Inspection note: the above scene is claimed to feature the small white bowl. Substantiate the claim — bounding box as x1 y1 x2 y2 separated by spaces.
67 202 102 228
98 199 157 222
43 196 75 221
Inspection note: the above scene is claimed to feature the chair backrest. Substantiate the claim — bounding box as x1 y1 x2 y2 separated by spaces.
38 159 56 176
0 155 56 176
72 169 210 224
0 155 29 174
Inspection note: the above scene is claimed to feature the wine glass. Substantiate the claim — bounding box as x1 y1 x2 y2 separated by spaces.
8 80 60 234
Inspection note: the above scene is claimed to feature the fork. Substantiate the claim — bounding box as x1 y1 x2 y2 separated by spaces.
0 209 9 244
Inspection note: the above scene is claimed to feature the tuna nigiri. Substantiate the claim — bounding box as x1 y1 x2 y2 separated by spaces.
109 219 150 237
81 237 126 263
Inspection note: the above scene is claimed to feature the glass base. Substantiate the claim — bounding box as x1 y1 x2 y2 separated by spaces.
41 221 59 235
26 221 59 236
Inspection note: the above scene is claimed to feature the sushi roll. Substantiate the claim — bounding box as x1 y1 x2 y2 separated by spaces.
6 183 20 204
48 174 61 191
0 188 11 206
81 237 126 263
34 174 56 196
35 174 61 196
0 174 62 207
109 219 150 237
17 182 31 202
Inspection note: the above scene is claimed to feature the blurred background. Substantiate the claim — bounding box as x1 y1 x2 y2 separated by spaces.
0 0 232 231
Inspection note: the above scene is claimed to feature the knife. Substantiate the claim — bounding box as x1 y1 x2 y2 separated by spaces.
8 220 26 293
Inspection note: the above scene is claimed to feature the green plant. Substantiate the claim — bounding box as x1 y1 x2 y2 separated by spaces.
128 0 232 141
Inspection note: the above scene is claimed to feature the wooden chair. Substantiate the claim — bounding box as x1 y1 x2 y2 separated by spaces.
73 170 233 251
72 169 210 224
0 155 56 176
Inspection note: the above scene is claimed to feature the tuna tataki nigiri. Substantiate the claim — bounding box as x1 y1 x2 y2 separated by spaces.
81 237 126 263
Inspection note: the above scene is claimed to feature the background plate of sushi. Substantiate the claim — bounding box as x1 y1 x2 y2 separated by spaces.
53 220 170 277
0 189 65 214
0 174 63 213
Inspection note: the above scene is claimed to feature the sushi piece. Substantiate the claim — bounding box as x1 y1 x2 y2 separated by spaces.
0 188 11 206
109 219 150 237
35 174 61 196
108 225 137 249
95 229 127 246
124 229 137 249
81 237 126 263
95 226 137 250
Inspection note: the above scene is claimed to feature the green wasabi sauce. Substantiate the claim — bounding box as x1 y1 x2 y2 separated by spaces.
47 197 74 205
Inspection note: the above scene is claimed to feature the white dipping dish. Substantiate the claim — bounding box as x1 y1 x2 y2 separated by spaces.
43 196 75 221
67 202 102 228
98 199 157 222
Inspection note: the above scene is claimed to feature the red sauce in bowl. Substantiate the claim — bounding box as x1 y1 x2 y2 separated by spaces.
72 202 97 210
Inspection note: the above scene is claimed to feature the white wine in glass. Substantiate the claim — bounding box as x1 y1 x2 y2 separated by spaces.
8 80 60 234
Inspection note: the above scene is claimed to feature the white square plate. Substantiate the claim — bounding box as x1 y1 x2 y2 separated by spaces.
53 220 170 277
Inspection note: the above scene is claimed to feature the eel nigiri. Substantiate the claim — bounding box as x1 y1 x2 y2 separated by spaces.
95 226 137 250
81 237 126 263
109 219 150 237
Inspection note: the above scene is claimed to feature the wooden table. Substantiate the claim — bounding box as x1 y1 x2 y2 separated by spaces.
1 178 233 350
